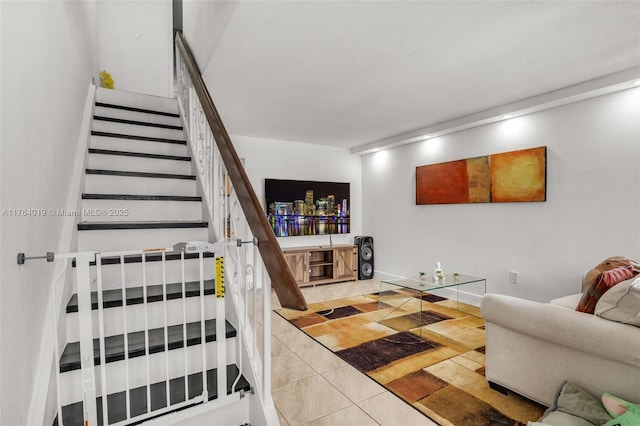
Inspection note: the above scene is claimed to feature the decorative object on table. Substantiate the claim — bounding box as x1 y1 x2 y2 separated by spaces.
419 272 426 281
416 146 546 205
453 272 460 282
433 261 444 281
99 70 114 89
276 291 544 425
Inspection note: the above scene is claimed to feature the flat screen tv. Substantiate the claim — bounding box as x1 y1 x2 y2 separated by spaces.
265 178 350 237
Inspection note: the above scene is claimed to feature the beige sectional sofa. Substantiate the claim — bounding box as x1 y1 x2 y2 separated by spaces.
481 292 640 407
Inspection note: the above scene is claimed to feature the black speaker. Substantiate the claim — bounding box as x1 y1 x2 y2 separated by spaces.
355 236 374 280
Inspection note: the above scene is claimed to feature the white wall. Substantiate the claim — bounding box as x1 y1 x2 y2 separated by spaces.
182 0 239 72
98 0 173 97
0 1 97 424
362 88 640 302
232 135 362 249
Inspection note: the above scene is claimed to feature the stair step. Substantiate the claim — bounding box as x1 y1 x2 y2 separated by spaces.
94 115 183 131
87 149 192 175
85 169 195 180
66 279 215 313
56 364 250 426
90 134 187 157
96 102 180 118
82 194 201 202
88 148 190 162
78 221 208 231
95 89 178 116
59 319 236 373
77 227 208 252
91 130 186 145
72 251 216 268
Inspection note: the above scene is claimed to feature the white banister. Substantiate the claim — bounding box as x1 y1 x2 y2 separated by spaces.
176 36 275 418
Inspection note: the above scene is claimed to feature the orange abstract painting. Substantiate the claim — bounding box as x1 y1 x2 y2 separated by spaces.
416 147 546 205
490 147 546 202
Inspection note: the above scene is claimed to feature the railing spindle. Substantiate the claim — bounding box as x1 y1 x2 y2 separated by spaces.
96 254 109 426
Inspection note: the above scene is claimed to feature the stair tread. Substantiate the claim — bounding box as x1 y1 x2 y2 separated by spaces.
56 364 250 426
59 319 235 372
66 279 215 313
85 169 196 180
82 193 202 201
94 115 183 131
78 220 208 230
91 130 187 145
72 251 215 267
88 148 191 162
95 102 180 118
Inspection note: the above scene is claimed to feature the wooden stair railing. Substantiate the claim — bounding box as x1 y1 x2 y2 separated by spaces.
175 32 307 311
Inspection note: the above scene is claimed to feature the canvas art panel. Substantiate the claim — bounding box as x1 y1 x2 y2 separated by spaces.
416 146 546 205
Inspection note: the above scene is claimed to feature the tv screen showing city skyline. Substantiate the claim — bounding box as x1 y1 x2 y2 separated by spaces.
264 178 350 237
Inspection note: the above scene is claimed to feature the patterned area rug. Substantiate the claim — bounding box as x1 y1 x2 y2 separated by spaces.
275 289 545 426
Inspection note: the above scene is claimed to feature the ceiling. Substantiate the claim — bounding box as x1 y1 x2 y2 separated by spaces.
200 1 640 151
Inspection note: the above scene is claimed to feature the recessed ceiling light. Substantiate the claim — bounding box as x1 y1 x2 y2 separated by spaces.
421 135 431 140
502 114 514 119
633 80 640 86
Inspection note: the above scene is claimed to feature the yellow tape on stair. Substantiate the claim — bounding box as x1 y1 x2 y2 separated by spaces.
215 257 225 298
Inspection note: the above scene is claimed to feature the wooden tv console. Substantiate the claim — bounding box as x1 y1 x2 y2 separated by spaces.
282 244 358 287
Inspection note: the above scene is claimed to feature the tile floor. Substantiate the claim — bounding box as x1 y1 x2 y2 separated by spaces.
270 279 439 426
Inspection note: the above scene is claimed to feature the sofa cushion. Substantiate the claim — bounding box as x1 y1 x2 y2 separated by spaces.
534 411 595 426
595 277 640 327
576 266 634 314
550 293 582 310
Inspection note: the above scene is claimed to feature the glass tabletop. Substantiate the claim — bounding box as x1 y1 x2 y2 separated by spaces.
381 274 485 292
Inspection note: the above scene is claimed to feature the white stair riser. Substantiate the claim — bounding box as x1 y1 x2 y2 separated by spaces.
87 258 216 292
94 106 182 128
93 120 185 141
60 339 237 406
88 154 192 175
85 174 197 196
78 228 209 252
66 295 217 343
81 199 202 222
90 135 187 157
96 88 179 115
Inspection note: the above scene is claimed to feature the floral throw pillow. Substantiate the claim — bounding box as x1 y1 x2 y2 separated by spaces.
576 265 634 314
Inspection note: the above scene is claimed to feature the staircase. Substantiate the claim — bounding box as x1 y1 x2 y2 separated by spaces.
54 88 254 425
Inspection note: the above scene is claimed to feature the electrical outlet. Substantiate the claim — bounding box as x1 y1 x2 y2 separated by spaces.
509 271 519 284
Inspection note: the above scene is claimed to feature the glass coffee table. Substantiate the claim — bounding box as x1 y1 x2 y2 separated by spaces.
378 274 486 336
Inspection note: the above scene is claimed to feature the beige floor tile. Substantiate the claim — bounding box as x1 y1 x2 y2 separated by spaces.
295 344 347 374
272 348 317 389
358 392 439 426
278 409 290 426
276 323 321 353
272 375 352 426
303 404 378 426
322 365 386 403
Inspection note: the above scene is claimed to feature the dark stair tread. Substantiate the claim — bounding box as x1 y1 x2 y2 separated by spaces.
66 279 215 313
85 169 196 180
94 115 183 131
95 102 181 118
88 148 191 162
82 193 202 202
77 220 208 230
91 130 186 145
72 251 215 267
59 319 236 373
56 364 250 426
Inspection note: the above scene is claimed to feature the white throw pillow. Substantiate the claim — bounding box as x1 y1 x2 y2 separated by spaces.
595 276 640 326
